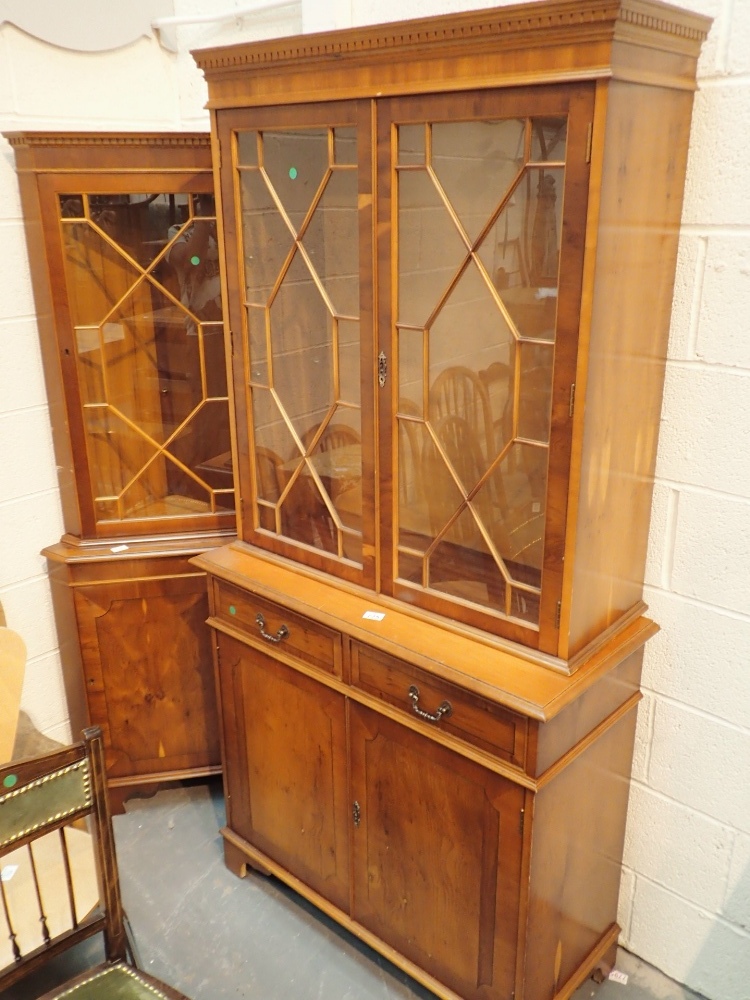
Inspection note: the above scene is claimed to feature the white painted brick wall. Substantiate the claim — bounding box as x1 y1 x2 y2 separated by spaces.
618 0 750 990
0 1 747 997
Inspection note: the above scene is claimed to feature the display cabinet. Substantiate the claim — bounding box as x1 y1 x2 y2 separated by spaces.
6 132 235 803
190 2 708 998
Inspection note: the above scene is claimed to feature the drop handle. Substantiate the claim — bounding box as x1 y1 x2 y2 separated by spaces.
407 684 452 723
255 612 289 644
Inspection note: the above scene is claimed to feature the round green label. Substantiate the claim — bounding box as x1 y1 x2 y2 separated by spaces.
3 774 17 789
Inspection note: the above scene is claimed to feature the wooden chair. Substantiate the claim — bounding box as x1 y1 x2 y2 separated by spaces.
0 726 191 1000
429 366 496 467
302 421 360 455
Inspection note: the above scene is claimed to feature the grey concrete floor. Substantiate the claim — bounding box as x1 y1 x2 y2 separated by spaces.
1 780 708 1000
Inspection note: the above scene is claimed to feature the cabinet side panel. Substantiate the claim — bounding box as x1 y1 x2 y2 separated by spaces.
523 707 638 1000
566 81 695 655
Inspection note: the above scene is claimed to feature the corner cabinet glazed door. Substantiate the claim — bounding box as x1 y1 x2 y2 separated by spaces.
216 633 351 911
350 705 525 1000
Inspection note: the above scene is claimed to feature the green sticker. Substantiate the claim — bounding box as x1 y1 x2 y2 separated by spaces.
3 775 17 789
289 167 298 180
190 255 201 266
229 605 237 615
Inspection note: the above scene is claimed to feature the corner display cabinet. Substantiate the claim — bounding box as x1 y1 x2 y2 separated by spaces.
191 4 709 1000
6 132 236 806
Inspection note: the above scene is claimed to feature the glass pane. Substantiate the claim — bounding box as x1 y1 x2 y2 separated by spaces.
241 168 294 305
86 193 189 269
398 168 467 329
83 405 159 512
60 194 84 218
301 167 359 317
171 397 232 489
237 131 259 167
270 250 335 440
252 386 296 463
334 127 357 165
75 327 105 404
61 222 141 326
396 549 423 586
489 451 545 582
166 217 222 324
262 129 329 233
309 413 362 531
339 319 360 406
101 285 188 445
428 267 515 466
398 124 426 166
204 325 228 398
121 452 212 518
517 341 554 443
428 507 507 614
431 119 525 244
398 327 424 416
475 169 561 341
398 415 431 545
247 306 268 386
531 117 567 162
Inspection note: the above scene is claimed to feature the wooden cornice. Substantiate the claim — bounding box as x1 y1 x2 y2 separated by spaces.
3 131 214 174
194 0 710 104
3 131 210 149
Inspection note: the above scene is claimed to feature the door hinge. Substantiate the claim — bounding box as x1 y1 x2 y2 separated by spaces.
519 809 525 836
555 600 562 630
352 801 361 827
585 122 593 163
378 351 388 388
569 382 576 418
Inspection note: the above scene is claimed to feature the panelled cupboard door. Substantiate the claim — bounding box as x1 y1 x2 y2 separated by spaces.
350 704 524 1000
216 633 350 911
73 575 220 777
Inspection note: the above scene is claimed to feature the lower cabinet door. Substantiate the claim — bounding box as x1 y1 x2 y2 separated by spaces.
74 574 220 778
350 703 524 1000
217 633 350 911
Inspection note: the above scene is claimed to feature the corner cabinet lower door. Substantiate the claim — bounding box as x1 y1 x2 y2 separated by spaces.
217 633 350 912
350 704 525 1000
73 574 220 780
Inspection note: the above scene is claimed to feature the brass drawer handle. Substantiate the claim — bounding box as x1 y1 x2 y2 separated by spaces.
407 684 452 723
255 613 289 644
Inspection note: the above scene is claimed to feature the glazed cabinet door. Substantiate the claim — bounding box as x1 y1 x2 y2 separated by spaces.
380 84 594 653
218 100 375 588
350 704 525 1000
38 174 234 538
217 633 350 911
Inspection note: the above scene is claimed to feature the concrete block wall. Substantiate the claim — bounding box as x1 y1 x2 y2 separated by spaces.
0 1 747 998
613 1 750 996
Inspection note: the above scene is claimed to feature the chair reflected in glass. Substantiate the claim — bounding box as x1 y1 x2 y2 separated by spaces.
0 727 192 1000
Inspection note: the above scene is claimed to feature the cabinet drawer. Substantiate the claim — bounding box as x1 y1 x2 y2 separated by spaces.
214 581 343 678
351 643 526 769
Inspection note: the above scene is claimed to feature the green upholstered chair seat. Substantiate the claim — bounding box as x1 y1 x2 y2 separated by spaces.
51 962 175 1000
